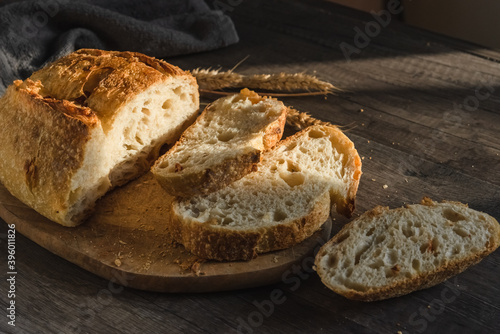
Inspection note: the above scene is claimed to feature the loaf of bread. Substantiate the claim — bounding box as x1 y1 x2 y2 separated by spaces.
152 89 287 197
0 49 199 226
171 124 362 261
315 198 500 301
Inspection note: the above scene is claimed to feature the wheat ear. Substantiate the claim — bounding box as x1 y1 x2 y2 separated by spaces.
191 68 243 90
192 69 339 94
286 108 332 130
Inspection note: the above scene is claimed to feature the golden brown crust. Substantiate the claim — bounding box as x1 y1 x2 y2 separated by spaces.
0 81 96 225
0 49 196 226
323 125 362 218
153 92 287 198
155 151 261 198
315 199 500 301
173 192 331 261
29 48 193 132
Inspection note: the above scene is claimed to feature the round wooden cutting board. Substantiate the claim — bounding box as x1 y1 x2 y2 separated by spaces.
0 173 332 293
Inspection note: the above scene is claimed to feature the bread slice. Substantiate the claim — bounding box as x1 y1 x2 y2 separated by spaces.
152 89 287 197
315 198 500 301
171 124 362 261
0 49 199 226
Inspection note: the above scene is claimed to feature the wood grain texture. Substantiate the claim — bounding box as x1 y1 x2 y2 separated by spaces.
1 0 500 333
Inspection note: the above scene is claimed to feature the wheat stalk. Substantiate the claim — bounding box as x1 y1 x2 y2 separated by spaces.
199 89 330 97
286 108 332 130
241 73 337 93
191 68 242 90
191 68 339 94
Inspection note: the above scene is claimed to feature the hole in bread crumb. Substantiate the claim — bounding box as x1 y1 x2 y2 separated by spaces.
402 225 413 238
453 227 469 238
412 258 421 271
286 160 300 173
273 210 287 222
354 244 370 265
217 132 236 142
442 208 466 222
366 227 375 236
124 126 132 138
286 142 297 151
336 232 350 244
375 234 385 245
308 129 326 138
144 99 151 106
207 138 217 144
141 108 151 116
189 207 200 218
327 255 338 267
285 200 294 206
162 99 173 109
180 93 188 101
174 86 182 95
135 135 144 145
384 268 395 278
279 172 305 187
124 144 137 151
420 243 429 254
432 238 439 252
221 217 234 225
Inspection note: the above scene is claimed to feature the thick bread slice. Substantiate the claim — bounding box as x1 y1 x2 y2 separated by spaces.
0 49 199 226
152 89 287 197
315 198 500 301
171 124 362 261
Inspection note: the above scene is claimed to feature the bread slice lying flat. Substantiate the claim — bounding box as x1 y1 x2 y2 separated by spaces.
315 198 500 301
152 89 287 197
171 124 362 261
0 49 199 226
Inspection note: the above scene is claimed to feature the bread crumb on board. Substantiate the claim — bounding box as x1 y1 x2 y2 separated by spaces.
383 184 388 189
114 259 122 267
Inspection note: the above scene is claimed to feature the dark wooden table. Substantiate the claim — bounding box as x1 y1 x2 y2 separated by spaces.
1 1 500 333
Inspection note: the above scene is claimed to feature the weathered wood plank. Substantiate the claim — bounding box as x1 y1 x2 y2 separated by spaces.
1 0 500 333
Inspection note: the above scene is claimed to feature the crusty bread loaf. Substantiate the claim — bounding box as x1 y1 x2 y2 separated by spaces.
171 124 362 261
152 89 287 197
315 198 500 301
0 49 199 226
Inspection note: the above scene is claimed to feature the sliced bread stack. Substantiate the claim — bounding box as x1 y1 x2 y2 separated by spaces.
152 89 362 261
